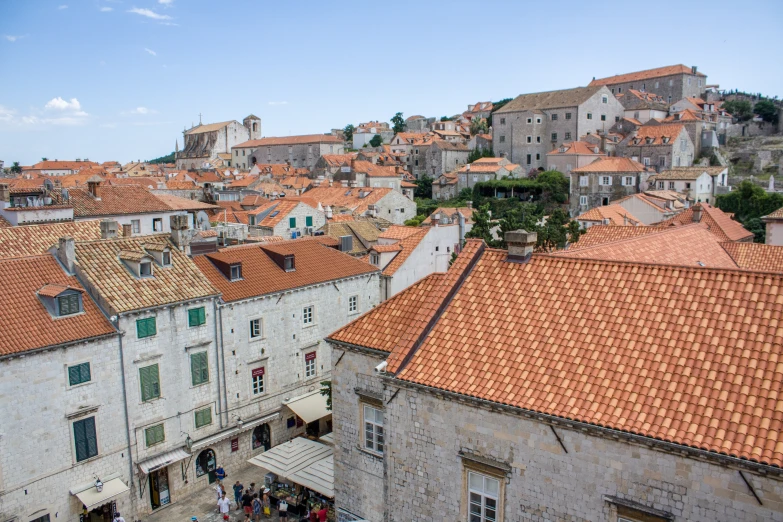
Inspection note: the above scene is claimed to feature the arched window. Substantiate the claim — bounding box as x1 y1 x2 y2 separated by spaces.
252 424 271 451
195 448 216 477
253 123 258 132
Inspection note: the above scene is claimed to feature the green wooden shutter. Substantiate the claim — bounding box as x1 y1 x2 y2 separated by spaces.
74 417 97 461
188 307 205 327
289 217 296 228
145 424 164 446
136 317 156 338
140 364 160 401
195 407 212 428
68 362 91 386
199 307 206 325
306 216 313 227
191 352 208 386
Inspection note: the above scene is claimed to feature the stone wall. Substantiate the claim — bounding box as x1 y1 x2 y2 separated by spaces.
235 143 345 170
603 72 706 104
569 171 638 214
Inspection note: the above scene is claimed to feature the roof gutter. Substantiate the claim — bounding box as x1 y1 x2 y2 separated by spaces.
0 331 117 362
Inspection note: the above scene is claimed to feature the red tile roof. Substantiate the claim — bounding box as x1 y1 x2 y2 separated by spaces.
31 160 101 171
0 255 115 356
630 124 687 146
51 185 172 217
764 207 783 220
589 64 706 86
377 229 429 276
658 204 753 242
571 157 648 173
720 242 783 272
576 205 643 226
303 187 396 216
568 225 669 250
154 194 220 211
547 141 603 156
0 221 104 259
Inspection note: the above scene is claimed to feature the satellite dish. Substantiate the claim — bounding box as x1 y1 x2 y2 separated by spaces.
196 210 212 231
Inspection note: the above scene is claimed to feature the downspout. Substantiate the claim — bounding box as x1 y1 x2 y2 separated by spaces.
218 304 229 427
213 299 224 429
115 327 137 517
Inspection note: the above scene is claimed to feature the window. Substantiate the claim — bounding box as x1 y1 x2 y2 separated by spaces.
565 132 571 140
139 261 152 277
349 295 358 313
526 154 531 165
551 113 558 121
152 218 163 232
618 87 622 93
535 153 540 161
252 367 265 395
643 157 651 166
195 407 212 428
536 136 541 144
655 81 659 89
526 117 532 124
600 114 606 121
190 352 209 386
579 176 589 187
658 181 665 189
145 424 165 447
250 318 262 339
131 219 140 234
68 362 91 386
587 113 592 120
687 78 691 86
659 156 666 167
289 217 296 229
551 133 557 141
302 306 314 325
669 181 675 190
161 251 171 266
73 417 98 462
370 253 380 265
188 307 206 327
468 472 500 522
363 404 384 454
58 294 80 316
526 136 532 144
624 176 635 186
600 176 612 186
602 95 608 104
500 117 505 125
536 117 541 124
668 95 672 103
499 136 505 143
698 79 702 87
685 182 691 189
139 364 161 402
304 352 316 378
136 317 156 338
305 216 313 227
579 195 587 206
230 265 242 281
565 112 572 120
615 116 620 122
680 138 687 151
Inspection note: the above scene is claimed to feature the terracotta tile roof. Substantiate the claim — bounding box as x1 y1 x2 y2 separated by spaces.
392 132 430 144
106 177 163 188
405 115 426 121
234 134 342 149
280 176 313 190
763 207 783 220
650 167 727 182
400 180 417 188
568 225 669 250
74 236 219 313
572 157 648 173
37 283 81 297
154 194 220 211
664 109 703 122
50 185 172 217
576 205 643 226
31 160 100 171
458 164 506 173
341 243 783 467
253 200 306 228
216 201 245 212
319 220 386 255
378 225 421 240
0 215 11 227
193 239 378 303
720 242 783 272
320 154 357 167
227 176 258 188
495 86 606 114
241 194 269 208
629 124 686 146
423 207 474 226
184 121 233 135
352 160 398 178
8 177 47 193
371 243 402 253
658 204 753 242
0 221 104 259
431 139 468 151
378 229 429 276
547 141 603 156
303 187 395 216
590 64 706 86
0 255 116 356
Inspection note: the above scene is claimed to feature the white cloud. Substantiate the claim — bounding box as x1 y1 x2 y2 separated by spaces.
100 123 118 129
4 35 25 42
123 107 157 115
45 97 82 111
144 47 156 56
127 7 171 19
100 6 113 12
58 4 68 9
268 101 288 106
158 0 174 4
0 106 16 123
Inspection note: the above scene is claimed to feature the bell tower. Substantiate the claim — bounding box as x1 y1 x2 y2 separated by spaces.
243 114 262 140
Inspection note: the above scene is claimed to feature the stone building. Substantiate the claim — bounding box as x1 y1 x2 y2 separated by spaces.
646 166 728 204
327 237 783 522
615 124 694 171
589 64 707 104
546 141 605 174
569 157 650 214
177 115 261 170
615 89 670 123
403 115 432 133
247 199 325 238
352 121 394 149
763 207 783 246
492 86 624 171
418 139 469 178
456 157 522 191
389 132 431 178
432 172 459 201
304 186 416 225
231 134 344 170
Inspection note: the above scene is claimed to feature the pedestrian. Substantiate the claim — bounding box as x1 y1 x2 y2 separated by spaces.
252 493 262 522
317 504 327 522
278 496 289 519
216 466 226 481
262 490 271 519
215 480 223 503
309 504 318 522
242 489 254 517
217 492 232 521
112 512 125 522
233 480 244 510
247 482 256 496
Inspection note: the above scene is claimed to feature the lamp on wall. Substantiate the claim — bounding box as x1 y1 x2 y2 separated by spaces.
94 477 103 493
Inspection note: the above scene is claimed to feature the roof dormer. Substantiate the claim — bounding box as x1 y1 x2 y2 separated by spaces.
261 246 295 272
37 284 84 317
143 242 172 267
119 250 155 278
645 137 654 144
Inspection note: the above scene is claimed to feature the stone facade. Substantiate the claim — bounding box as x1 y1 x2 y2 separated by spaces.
368 190 417 225
570 170 640 214
232 137 344 170
596 69 707 105
616 127 695 171
177 117 260 170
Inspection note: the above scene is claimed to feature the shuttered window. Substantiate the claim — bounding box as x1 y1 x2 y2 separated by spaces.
68 362 91 386
190 352 209 386
73 417 98 462
58 294 80 316
139 364 161 401
145 424 165 447
195 407 212 428
305 216 313 227
188 307 206 327
289 217 296 228
136 317 156 339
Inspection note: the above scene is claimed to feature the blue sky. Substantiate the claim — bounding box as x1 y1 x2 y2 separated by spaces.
1 0 781 165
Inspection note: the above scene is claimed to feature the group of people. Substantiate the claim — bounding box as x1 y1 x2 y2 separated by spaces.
213 478 328 521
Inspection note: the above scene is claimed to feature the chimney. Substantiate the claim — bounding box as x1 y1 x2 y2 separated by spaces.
169 214 190 248
122 223 133 237
692 65 698 75
350 158 356 171
466 164 471 172
692 202 703 222
458 211 466 244
325 205 333 219
87 179 102 200
99 219 118 239
466 200 473 209
500 152 508 159
600 132 606 153
505 230 537 263
57 237 75 273
0 183 9 203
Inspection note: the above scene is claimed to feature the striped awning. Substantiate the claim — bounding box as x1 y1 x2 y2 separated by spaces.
137 447 191 475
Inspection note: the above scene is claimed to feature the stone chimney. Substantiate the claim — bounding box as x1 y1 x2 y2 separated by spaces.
466 200 473 209
505 230 537 263
0 183 9 204
122 223 133 237
57 237 75 273
99 219 118 239
692 202 703 223
87 178 102 200
325 205 333 219
169 214 191 248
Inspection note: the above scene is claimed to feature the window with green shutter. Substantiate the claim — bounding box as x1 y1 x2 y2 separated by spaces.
68 362 91 386
58 293 80 316
305 216 313 227
289 217 296 228
188 307 206 327
195 407 212 428
139 364 161 401
136 317 157 338
190 352 209 386
73 416 98 462
145 424 165 447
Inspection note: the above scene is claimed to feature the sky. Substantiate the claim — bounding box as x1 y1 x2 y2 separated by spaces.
1 0 781 166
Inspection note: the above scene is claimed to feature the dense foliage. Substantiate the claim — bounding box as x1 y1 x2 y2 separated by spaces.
754 99 779 124
716 180 783 242
369 134 382 147
469 117 489 136
722 100 753 122
391 112 405 134
343 124 355 142
414 175 433 199
149 152 175 164
467 147 494 163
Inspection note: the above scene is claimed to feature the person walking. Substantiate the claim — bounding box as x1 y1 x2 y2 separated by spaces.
233 481 244 510
317 504 328 522
217 492 232 521
308 505 319 522
242 489 254 517
278 496 289 519
252 493 262 522
112 512 126 522
262 490 271 519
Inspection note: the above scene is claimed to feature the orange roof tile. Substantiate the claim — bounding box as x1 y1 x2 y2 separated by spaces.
423 207 474 226
568 225 669 250
154 194 220 211
303 187 395 216
629 124 687 146
572 157 648 173
576 205 643 226
720 242 783 272
0 221 104 259
51 185 172 217
547 141 603 156
658 204 753 242
378 229 428 276
764 207 783 220
590 64 706 86
371 243 403 253
378 225 421 240
31 160 100 171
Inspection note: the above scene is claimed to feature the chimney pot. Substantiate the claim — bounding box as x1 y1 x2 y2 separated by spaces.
505 229 537 262
0 183 9 203
466 200 473 209
99 219 118 239
692 202 703 222
57 236 76 273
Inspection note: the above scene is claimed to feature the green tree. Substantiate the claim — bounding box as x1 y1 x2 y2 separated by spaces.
458 188 473 200
465 203 498 246
10 162 21 174
754 99 779 124
467 147 495 163
41 157 48 162
343 124 355 142
716 180 782 242
320 380 332 411
440 115 453 121
469 117 489 136
723 100 753 122
391 112 405 134
369 134 383 147
149 152 175 164
404 214 426 227
415 175 433 199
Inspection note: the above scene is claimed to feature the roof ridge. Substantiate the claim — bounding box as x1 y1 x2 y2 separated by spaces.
556 223 705 255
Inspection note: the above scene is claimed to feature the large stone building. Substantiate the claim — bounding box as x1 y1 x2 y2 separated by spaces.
569 156 650 214
231 134 344 170
589 64 707 105
176 115 261 169
615 124 694 171
646 166 728 204
492 86 624 172
327 236 783 522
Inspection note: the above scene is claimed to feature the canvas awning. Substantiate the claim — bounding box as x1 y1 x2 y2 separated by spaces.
137 447 191 475
289 454 334 498
284 391 331 424
72 478 130 509
247 437 332 479
192 412 280 451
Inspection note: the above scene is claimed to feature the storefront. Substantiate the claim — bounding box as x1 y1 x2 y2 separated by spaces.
70 476 131 522
136 447 191 511
283 390 332 438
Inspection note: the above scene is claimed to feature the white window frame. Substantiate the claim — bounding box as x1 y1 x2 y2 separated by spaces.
600 176 612 186
302 305 314 326
468 471 500 522
131 219 141 234
304 353 317 378
249 317 263 340
643 157 651 166
624 176 635 186
579 176 589 187
252 368 265 395
348 295 358 314
363 404 384 455
579 195 588 206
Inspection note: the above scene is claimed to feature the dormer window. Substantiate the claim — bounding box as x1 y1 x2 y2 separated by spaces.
140 261 152 277
230 264 242 281
58 294 80 316
119 251 155 278
370 253 380 265
162 251 171 266
143 243 172 267
283 255 295 272
38 284 84 317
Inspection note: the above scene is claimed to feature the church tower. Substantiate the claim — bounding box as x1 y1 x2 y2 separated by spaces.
243 114 262 140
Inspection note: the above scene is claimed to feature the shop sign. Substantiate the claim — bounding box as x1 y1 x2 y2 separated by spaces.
231 438 239 452
252 367 265 377
305 351 317 361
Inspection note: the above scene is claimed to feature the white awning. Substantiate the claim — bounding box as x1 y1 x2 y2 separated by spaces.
247 437 332 479
284 391 331 424
72 478 130 509
137 447 191 475
289 454 334 498
192 412 280 451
